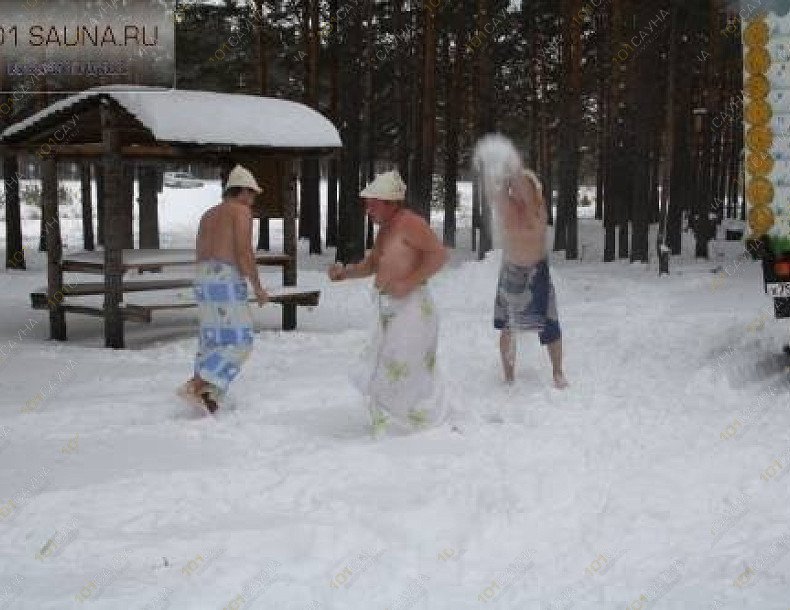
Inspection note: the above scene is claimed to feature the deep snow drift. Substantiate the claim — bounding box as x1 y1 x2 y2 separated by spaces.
0 182 789 609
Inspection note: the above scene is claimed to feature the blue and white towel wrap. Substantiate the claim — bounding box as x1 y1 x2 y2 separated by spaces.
493 259 561 345
193 260 254 394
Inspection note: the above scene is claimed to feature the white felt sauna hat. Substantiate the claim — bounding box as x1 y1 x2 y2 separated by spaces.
225 164 262 194
359 169 407 201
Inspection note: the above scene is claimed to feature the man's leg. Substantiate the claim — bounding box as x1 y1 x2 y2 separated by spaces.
546 338 568 388
500 329 516 383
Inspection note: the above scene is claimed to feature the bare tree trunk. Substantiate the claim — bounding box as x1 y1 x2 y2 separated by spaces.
657 3 678 275
365 0 375 251
559 0 581 260
394 0 409 177
300 0 321 253
337 0 365 263
543 115 554 226
326 0 340 248
475 0 493 259
443 6 464 248
420 0 438 218
255 0 270 252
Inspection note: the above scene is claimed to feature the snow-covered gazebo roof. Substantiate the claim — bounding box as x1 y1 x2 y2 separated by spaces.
1 85 342 153
0 86 341 348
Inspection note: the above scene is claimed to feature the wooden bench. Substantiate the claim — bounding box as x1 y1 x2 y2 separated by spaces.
32 249 318 335
31 285 320 324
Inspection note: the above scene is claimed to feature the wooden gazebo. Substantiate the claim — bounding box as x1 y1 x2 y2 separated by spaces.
0 85 342 348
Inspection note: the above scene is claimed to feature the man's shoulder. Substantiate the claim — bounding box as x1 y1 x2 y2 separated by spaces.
398 209 430 231
217 201 251 222
199 203 222 220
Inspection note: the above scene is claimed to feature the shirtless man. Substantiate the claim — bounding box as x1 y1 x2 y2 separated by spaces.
328 170 448 435
494 167 567 388
180 165 269 413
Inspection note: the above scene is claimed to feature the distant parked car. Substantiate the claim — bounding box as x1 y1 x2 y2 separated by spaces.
163 172 204 188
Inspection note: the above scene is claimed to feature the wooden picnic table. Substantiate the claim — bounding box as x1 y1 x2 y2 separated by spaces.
60 249 292 274
31 248 318 336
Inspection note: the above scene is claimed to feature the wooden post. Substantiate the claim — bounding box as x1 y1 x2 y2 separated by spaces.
282 159 298 330
471 179 479 251
42 157 66 340
4 155 25 269
96 164 105 246
80 162 94 250
138 165 159 249
101 104 125 348
122 163 134 249
257 217 270 251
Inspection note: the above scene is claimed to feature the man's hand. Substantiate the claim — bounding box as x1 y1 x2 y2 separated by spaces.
254 285 270 307
328 263 346 281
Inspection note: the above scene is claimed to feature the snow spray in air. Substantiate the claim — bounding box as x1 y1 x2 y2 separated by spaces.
471 133 524 249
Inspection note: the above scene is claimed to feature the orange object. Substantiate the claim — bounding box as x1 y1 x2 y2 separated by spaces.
746 151 774 176
747 177 775 206
746 47 771 74
744 20 770 46
774 260 790 278
749 205 775 234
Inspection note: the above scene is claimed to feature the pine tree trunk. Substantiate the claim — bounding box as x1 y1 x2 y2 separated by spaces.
326 0 340 248
337 0 365 263
420 0 438 218
443 7 463 248
604 0 623 262
694 112 714 258
595 7 609 222
300 0 321 252
255 0 270 252
564 0 581 260
365 0 375 251
394 0 409 176
543 114 554 226
475 0 493 259
657 2 678 275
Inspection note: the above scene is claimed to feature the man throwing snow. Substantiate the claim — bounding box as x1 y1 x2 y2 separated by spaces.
179 165 269 413
494 167 567 388
328 170 449 436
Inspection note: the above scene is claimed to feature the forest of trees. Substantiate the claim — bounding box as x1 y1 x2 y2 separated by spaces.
1 0 748 269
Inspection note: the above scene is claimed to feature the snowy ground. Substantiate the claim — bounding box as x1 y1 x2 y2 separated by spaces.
0 182 789 609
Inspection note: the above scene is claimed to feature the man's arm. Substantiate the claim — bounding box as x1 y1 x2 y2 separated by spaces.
343 250 378 279
329 248 378 280
233 205 267 300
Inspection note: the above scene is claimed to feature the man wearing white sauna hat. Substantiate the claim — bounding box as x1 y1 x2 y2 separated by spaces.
178 164 270 414
328 169 450 437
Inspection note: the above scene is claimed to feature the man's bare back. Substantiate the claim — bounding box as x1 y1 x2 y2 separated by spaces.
196 197 268 305
197 203 239 266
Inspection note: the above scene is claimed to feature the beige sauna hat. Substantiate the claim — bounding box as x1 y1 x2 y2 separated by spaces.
359 169 407 201
225 164 262 194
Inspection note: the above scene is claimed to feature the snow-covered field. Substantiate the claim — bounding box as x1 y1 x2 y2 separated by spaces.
0 182 789 609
